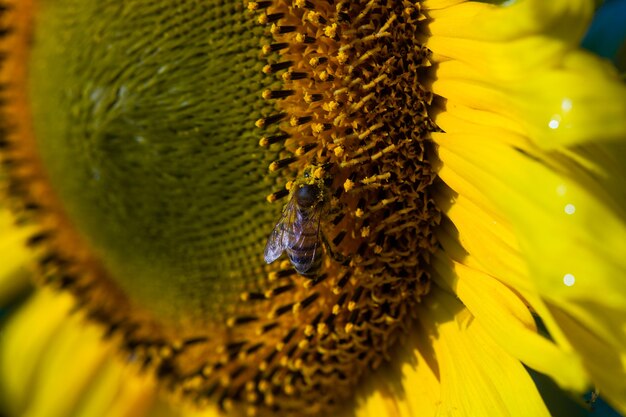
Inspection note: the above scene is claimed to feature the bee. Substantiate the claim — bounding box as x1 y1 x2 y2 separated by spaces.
264 170 327 276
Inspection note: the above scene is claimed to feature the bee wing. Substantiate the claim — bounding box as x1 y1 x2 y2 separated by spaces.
289 207 322 274
264 198 298 264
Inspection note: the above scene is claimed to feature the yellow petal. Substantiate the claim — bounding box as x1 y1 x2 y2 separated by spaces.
0 207 35 306
429 31 572 80
433 252 589 391
354 383 409 417
431 65 517 123
423 0 467 11
432 53 626 148
432 180 583 361
74 360 137 417
428 0 626 149
434 100 525 140
569 141 626 213
418 288 551 417
435 132 626 309
433 183 530 291
427 0 593 43
73 360 157 417
512 51 626 148
435 130 626 409
353 325 441 417
432 85 626 219
0 289 183 417
549 305 626 414
20 302 114 417
0 289 73 415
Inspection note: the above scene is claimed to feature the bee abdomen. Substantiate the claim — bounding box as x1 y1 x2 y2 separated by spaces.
290 254 322 276
288 244 322 276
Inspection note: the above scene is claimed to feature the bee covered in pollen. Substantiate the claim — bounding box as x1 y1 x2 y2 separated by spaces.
264 168 329 276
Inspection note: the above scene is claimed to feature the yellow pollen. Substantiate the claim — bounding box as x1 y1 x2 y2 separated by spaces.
306 11 322 23
160 346 173 358
312 123 325 134
313 167 324 179
222 399 234 412
322 100 339 112
337 50 349 64
324 23 338 38
316 323 329 336
259 380 270 392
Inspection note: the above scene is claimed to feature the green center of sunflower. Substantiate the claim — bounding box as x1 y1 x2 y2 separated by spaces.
27 0 277 323
6 0 440 414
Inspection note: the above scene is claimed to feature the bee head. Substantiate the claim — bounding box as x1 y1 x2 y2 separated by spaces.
295 184 321 208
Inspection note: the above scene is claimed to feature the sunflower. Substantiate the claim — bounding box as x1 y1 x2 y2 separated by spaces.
1 0 625 416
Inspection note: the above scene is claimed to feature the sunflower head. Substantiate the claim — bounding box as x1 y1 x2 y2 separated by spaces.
0 0 441 415
5 0 626 416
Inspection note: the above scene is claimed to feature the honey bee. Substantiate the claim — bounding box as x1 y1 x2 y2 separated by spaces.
264 170 327 276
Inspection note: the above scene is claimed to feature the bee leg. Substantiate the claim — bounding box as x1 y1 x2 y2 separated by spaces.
321 233 349 265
